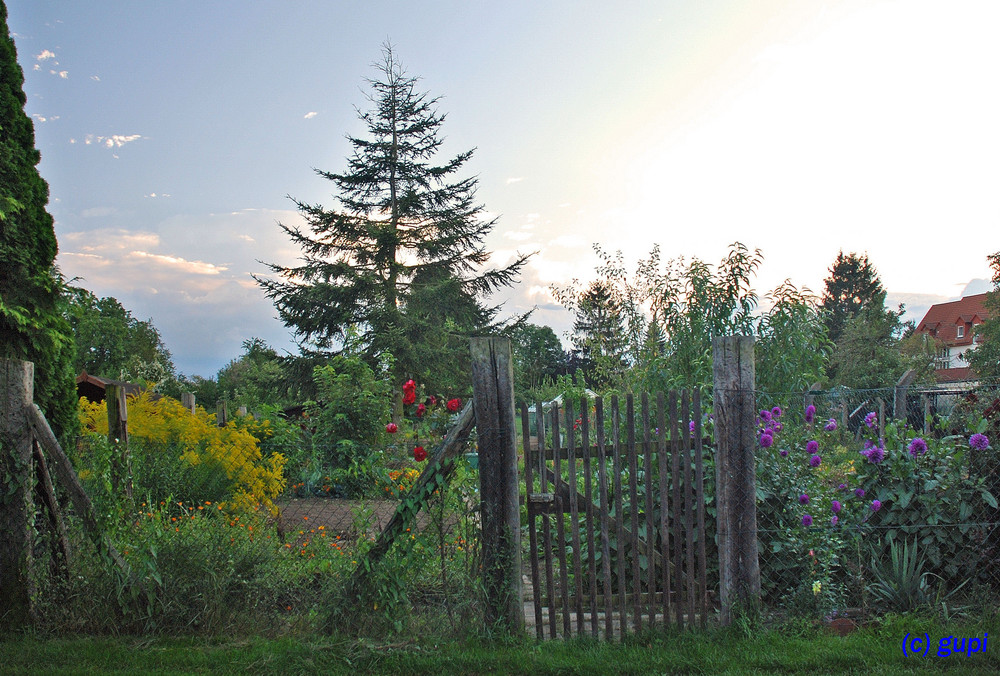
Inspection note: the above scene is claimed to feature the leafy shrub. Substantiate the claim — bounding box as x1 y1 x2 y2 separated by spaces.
78 391 286 515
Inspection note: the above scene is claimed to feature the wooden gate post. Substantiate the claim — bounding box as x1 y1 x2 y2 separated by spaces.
105 384 132 499
470 336 523 634
0 359 36 628
712 336 760 625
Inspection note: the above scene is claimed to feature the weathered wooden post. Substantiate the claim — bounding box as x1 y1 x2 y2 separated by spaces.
712 336 760 626
181 392 196 414
105 384 132 499
0 359 36 628
894 369 916 422
217 400 229 427
469 336 523 634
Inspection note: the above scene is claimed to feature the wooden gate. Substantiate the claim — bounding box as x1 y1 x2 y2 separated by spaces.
520 391 712 639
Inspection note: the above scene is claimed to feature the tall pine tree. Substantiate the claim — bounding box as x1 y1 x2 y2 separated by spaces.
820 251 887 345
1 4 76 440
256 44 530 391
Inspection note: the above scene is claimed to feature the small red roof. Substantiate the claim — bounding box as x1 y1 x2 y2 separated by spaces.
934 367 977 384
915 293 991 347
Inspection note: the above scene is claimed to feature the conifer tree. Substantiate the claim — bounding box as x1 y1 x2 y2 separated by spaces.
820 251 887 345
0 4 76 439
257 44 530 389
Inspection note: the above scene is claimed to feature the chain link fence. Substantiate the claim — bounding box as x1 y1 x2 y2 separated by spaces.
754 381 1000 621
18 426 483 636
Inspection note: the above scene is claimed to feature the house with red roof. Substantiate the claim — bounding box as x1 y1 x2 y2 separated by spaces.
914 293 990 384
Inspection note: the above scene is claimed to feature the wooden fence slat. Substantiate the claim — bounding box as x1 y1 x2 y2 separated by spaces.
611 396 627 638
626 394 641 633
657 392 671 625
521 403 543 639
566 399 585 634
694 389 708 629
552 405 571 637
670 391 683 628
642 393 656 628
683 391 696 627
580 396 599 637
595 397 613 639
538 402 557 639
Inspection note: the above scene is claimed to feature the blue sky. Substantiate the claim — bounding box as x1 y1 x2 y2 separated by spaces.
8 0 998 376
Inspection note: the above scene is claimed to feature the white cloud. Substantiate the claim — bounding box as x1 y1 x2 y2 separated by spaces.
506 176 525 184
35 49 56 61
49 70 68 79
304 111 318 119
90 75 100 82
32 114 46 123
33 64 40 71
84 133 144 150
129 251 228 276
144 193 171 198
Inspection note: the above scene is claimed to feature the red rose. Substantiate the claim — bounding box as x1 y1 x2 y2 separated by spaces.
386 422 398 434
403 379 416 392
429 396 437 407
446 398 461 412
402 390 416 405
413 446 427 462
416 403 426 417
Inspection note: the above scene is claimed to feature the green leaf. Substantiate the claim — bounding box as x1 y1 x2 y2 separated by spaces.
982 490 998 509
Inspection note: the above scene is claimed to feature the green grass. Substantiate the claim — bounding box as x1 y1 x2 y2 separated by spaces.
1 614 998 675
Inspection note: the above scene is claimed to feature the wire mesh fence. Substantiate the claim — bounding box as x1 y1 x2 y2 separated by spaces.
754 382 1000 620
19 428 483 637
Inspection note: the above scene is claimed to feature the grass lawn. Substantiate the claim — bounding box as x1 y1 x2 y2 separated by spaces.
1 614 998 675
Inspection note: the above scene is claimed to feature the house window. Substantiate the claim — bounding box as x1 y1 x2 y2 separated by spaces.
957 325 965 338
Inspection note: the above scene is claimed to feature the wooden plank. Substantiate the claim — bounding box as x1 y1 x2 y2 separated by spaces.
551 404 571 637
538 402 557 639
658 392 671 625
521 403 544 639
580 395 599 638
566 398 585 634
683 391 696 627
611 396 628 638
626 394 641 633
670 390 683 628
470 337 523 634
33 440 71 577
694 389 708 629
642 392 656 628
0 360 35 629
28 403 137 588
595 397 614 639
712 336 761 626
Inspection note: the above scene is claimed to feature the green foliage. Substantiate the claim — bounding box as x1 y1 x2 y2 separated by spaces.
305 356 392 491
214 337 293 412
507 322 567 406
820 250 887 345
966 251 1000 380
755 401 996 616
755 281 831 393
255 43 530 387
0 11 77 440
65 286 175 387
828 305 911 389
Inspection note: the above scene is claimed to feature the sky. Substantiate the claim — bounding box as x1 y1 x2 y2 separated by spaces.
7 0 998 377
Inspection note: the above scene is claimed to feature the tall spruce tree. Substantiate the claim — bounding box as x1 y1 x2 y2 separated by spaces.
1 5 76 439
820 251 887 345
256 44 530 389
